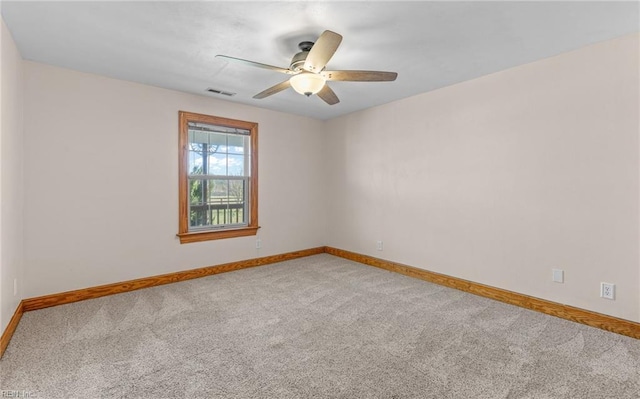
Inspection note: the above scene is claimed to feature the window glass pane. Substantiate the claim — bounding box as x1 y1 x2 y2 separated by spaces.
189 179 212 206
189 131 208 145
229 179 246 204
208 133 227 152
225 179 246 225
188 147 203 175
228 154 245 176
207 153 228 175
227 135 245 154
210 179 229 198
188 179 210 227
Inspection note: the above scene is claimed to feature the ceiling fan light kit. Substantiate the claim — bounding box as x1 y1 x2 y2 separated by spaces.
290 73 326 96
216 30 398 105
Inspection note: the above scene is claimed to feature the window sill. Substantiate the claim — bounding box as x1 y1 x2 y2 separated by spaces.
177 226 260 244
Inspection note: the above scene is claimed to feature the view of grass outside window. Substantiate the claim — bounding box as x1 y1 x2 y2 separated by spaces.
178 112 258 243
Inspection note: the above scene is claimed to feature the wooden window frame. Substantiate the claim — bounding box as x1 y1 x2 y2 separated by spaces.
177 111 259 244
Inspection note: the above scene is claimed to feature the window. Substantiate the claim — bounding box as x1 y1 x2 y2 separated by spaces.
177 111 258 243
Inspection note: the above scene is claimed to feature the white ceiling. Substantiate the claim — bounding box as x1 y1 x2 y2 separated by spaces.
2 1 638 120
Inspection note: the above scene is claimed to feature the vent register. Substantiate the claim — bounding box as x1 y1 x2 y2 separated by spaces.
206 88 236 97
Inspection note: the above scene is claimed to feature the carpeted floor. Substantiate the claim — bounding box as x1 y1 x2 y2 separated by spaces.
1 254 639 398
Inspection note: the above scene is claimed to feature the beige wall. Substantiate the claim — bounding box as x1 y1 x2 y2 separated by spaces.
23 62 326 297
0 18 24 331
325 33 640 322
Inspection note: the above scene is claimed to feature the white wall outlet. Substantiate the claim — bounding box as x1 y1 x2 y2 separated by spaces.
14 278 18 296
552 269 564 283
376 241 383 251
600 282 615 300
256 238 261 249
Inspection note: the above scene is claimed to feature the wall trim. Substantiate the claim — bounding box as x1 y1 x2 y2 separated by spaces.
325 246 640 340
22 247 325 312
0 301 24 358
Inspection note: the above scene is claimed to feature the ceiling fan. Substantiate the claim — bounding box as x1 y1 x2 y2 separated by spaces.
215 30 398 105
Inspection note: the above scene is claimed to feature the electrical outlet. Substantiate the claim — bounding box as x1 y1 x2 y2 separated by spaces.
376 241 383 251
256 238 261 249
600 282 615 300
14 278 18 296
552 269 564 283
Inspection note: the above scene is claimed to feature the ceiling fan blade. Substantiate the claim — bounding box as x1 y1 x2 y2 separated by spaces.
303 30 343 73
216 55 293 74
253 80 291 99
317 84 340 105
321 70 398 82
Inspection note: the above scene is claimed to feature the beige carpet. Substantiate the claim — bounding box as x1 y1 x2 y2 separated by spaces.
1 254 639 398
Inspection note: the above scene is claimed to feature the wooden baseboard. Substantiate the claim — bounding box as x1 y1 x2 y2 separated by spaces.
0 301 24 359
22 247 325 312
325 246 640 340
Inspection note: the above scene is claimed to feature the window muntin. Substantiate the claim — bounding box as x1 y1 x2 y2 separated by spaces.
178 112 258 243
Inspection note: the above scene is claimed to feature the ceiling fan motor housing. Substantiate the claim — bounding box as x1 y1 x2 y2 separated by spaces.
290 41 315 71
290 52 307 72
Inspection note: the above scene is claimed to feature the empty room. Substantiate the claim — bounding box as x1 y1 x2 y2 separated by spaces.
1 1 639 398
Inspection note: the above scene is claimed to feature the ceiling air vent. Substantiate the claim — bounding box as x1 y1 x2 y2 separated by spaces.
206 88 236 97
